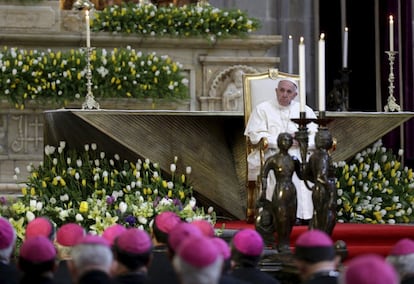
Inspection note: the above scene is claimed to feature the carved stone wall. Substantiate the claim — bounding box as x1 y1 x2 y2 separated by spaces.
199 57 278 112
0 104 45 193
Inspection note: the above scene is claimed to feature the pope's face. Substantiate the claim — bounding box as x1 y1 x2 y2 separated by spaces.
276 80 297 106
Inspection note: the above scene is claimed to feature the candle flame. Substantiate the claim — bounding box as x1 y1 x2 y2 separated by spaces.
345 27 348 32
300 36 304 44
389 15 394 23
288 35 292 39
320 33 325 40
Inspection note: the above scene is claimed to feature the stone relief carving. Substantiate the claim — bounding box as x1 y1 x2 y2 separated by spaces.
208 65 257 111
0 115 7 155
10 114 43 155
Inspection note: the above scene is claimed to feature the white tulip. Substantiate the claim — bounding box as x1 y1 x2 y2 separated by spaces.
76 214 84 222
26 211 35 222
119 202 127 213
36 202 43 211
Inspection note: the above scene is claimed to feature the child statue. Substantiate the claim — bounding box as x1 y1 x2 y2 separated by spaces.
305 128 337 235
256 132 299 252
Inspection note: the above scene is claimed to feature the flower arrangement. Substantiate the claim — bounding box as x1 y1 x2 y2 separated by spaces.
92 2 261 41
335 139 414 224
0 46 189 109
0 141 215 241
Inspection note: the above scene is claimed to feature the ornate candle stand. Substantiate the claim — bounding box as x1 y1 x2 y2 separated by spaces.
384 51 400 112
293 111 336 236
291 112 313 165
339 68 350 111
82 47 100 110
327 69 350 112
73 0 100 110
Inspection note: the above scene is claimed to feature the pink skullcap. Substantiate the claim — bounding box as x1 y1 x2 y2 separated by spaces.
154 211 181 234
56 223 85 247
232 229 263 257
115 228 152 254
168 222 202 252
191 220 215 238
295 229 333 247
20 236 56 263
102 224 127 245
0 217 15 249
25 217 55 240
345 254 398 284
295 229 335 262
77 234 110 247
389 238 414 256
177 236 220 268
211 237 231 260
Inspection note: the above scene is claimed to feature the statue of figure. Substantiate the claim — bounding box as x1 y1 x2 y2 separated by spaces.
305 129 337 235
222 69 243 111
257 132 299 252
327 79 347 111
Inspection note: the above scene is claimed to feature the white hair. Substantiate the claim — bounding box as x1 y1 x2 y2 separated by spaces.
70 244 113 277
172 254 223 284
387 254 414 280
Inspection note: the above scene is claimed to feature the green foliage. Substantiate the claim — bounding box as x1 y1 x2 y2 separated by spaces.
0 46 189 109
92 2 261 40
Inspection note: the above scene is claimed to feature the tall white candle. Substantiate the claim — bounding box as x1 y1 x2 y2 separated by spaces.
85 10 91 48
389 15 394 51
341 0 346 34
343 27 348 68
288 35 293 73
299 37 306 113
318 33 326 112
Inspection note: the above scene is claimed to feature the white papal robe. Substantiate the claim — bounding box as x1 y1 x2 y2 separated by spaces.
244 98 318 220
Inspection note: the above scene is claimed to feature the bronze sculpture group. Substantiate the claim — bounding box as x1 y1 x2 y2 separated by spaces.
256 128 337 253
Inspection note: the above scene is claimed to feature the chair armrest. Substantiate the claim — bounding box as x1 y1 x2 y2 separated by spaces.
247 137 269 182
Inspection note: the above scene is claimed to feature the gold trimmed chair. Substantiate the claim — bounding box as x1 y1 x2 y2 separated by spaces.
243 68 300 223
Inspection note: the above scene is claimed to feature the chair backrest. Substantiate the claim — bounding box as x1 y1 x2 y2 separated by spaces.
243 68 300 126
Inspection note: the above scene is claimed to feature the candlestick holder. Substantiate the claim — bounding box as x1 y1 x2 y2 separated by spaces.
73 0 100 110
339 68 350 111
291 112 313 165
327 69 350 112
384 51 400 112
316 111 334 127
293 110 336 235
82 47 100 110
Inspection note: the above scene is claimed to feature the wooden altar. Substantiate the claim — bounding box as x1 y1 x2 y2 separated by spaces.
43 109 414 220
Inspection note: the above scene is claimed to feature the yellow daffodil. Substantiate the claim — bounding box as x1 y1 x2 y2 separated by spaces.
373 211 382 221
79 201 89 213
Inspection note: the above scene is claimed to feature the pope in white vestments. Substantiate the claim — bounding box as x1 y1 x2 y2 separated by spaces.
244 79 318 221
